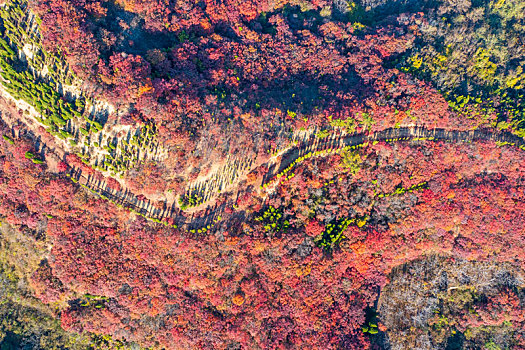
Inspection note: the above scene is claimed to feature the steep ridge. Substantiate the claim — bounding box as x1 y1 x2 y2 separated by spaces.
263 127 525 188
1 0 524 233
63 126 525 231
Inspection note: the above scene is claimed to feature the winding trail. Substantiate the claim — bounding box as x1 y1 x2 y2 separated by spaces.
66 126 525 231
2 2 524 231
262 127 525 187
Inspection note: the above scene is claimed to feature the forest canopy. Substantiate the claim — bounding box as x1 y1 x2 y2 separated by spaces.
0 0 523 349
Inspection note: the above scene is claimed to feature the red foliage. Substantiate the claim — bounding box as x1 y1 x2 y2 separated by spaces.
1 2 523 348
1 130 523 348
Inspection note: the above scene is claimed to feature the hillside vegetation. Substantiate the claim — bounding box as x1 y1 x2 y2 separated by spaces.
0 0 523 349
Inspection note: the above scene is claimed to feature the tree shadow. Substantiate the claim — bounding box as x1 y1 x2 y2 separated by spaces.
0 330 26 350
344 0 441 26
95 1 178 58
238 66 373 117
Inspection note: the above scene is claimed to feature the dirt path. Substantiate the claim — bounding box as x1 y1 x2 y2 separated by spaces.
261 126 525 192
61 126 525 231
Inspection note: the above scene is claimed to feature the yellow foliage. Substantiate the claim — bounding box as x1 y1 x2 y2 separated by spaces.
469 48 497 83
409 54 423 69
138 83 154 97
118 0 135 11
353 22 365 31
505 66 524 89
493 0 506 9
232 293 245 306
330 117 357 133
295 264 312 277
340 149 362 175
